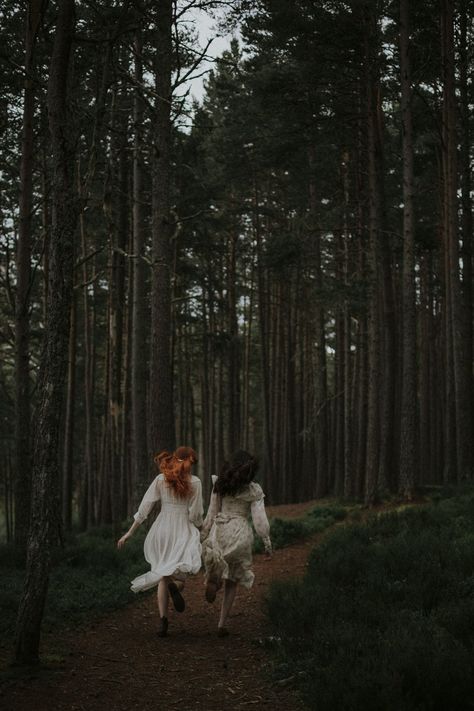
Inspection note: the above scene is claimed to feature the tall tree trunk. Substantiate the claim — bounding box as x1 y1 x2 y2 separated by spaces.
441 0 473 480
148 0 176 456
62 293 76 529
107 97 128 529
376 95 397 494
227 232 241 454
341 151 353 500
365 17 382 505
308 144 328 498
15 0 78 665
254 184 274 491
131 28 149 500
459 0 473 449
15 0 45 547
399 0 417 499
78 163 96 529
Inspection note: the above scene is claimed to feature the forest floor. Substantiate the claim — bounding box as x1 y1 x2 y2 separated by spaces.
0 499 410 711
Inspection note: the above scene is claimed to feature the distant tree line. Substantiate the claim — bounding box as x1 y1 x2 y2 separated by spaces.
0 0 473 550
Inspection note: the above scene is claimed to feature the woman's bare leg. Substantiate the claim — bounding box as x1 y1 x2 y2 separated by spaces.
157 577 170 618
218 579 237 629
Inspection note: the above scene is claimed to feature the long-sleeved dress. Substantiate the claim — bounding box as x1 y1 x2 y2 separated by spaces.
201 476 272 589
130 473 203 593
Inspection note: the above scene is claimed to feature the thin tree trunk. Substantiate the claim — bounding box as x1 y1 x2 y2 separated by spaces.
365 17 381 505
442 0 473 480
459 0 473 452
399 0 417 499
308 144 328 498
62 293 76 529
78 162 95 529
227 232 241 453
254 184 274 491
131 27 149 503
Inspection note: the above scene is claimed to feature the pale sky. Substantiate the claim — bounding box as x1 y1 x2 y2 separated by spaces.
181 6 235 104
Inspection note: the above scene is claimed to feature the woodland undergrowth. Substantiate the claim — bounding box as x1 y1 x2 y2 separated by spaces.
266 488 474 711
0 501 350 644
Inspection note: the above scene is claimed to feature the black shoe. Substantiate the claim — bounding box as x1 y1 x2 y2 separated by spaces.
158 616 168 637
217 626 229 638
168 581 185 612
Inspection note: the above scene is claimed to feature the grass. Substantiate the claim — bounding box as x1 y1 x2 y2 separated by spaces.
265 489 474 711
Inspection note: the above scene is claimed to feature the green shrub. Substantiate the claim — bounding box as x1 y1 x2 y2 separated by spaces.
266 491 474 711
253 504 349 553
0 523 149 644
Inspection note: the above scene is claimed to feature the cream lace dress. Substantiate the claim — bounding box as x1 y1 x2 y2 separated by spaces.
201 476 272 589
130 473 203 593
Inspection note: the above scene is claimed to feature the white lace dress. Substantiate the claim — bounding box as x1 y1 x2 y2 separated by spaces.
201 477 272 589
130 473 203 593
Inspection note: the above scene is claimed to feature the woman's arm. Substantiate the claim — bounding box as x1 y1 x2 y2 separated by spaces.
117 518 141 548
117 476 160 548
200 475 220 539
250 496 272 558
188 478 204 528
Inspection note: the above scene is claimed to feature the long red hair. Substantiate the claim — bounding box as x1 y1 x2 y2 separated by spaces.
154 446 197 499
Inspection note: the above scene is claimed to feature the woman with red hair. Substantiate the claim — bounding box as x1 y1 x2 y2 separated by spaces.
117 446 203 637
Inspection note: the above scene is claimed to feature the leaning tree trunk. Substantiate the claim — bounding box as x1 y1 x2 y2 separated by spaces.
399 0 417 499
14 0 79 665
14 0 45 548
148 0 176 456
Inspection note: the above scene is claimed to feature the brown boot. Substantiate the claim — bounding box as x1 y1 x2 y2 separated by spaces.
168 581 185 612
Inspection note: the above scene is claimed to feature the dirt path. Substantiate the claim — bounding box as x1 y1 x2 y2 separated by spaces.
0 500 361 711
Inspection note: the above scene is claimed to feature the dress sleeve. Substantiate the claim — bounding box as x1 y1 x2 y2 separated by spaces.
188 478 204 528
201 475 220 538
250 488 272 554
133 477 161 524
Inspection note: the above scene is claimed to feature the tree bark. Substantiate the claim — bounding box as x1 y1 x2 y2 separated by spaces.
62 293 76 529
399 0 417 499
365 16 382 505
15 0 46 547
308 144 328 498
441 0 473 481
148 0 176 456
131 27 149 502
14 0 79 665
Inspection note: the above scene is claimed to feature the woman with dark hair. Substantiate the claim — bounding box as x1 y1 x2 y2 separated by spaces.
201 450 272 637
117 446 203 638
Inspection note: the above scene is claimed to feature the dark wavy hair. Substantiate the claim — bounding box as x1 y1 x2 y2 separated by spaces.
213 450 259 497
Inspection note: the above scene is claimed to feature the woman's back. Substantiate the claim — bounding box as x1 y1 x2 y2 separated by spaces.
158 472 200 506
220 482 263 518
